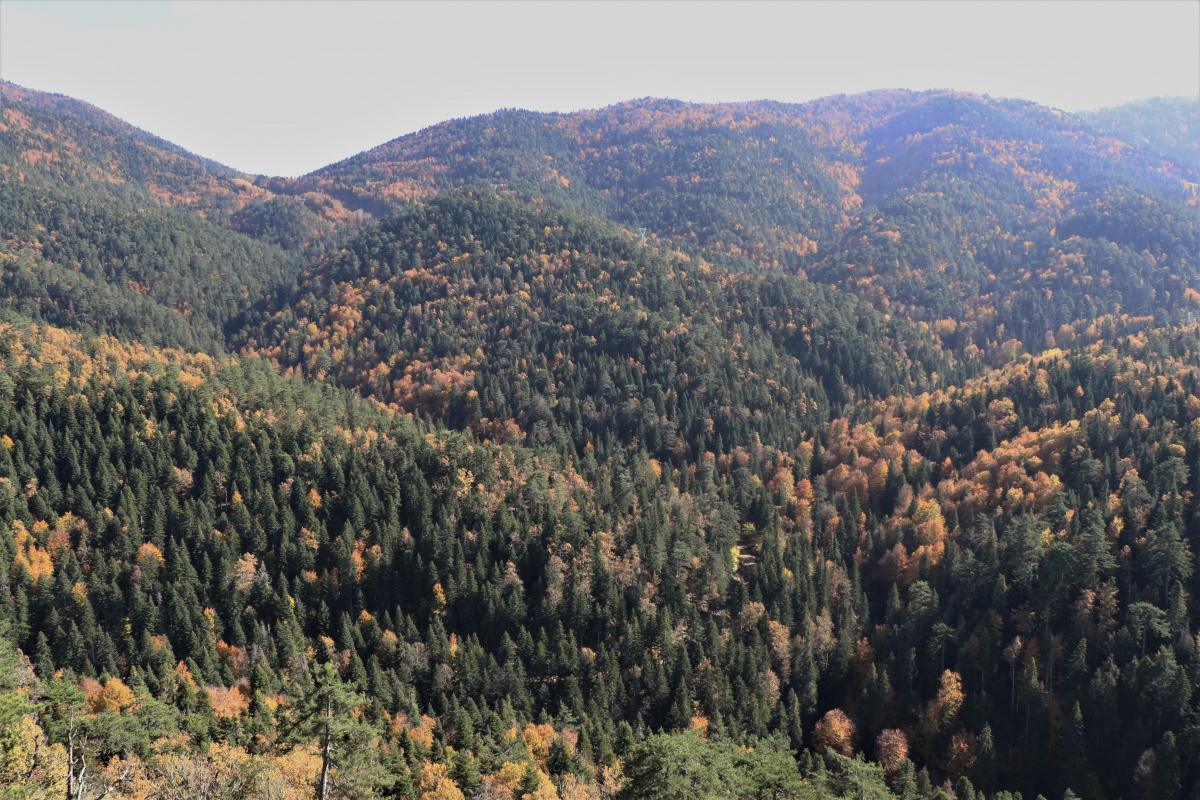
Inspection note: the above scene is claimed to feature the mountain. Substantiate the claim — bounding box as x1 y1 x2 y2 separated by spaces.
240 190 962 458
1 82 332 350
811 93 1199 339
0 172 312 352
1 80 245 203
1 80 357 254
272 94 881 263
272 90 1199 346
283 90 1197 255
1081 96 1200 170
1 83 1199 800
6 81 1196 356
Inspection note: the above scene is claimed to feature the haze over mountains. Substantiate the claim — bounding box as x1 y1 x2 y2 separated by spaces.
1081 96 1200 171
1 80 1199 800
6 81 1195 347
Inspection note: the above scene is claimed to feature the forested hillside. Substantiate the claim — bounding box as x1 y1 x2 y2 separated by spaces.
270 90 1199 355
1 80 357 253
1 83 1199 800
1 81 345 351
0 174 306 351
1081 97 1200 170
240 190 961 447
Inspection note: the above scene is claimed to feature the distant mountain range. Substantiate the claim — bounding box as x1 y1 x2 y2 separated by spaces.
5 81 1196 348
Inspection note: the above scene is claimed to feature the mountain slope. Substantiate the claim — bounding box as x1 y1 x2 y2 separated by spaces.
0 174 308 351
1081 96 1200 170
2 82 332 350
272 93 903 265
812 93 1200 340
1 80 354 252
273 90 1198 349
1 84 1199 800
241 189 962 460
1 80 244 203
296 91 1196 230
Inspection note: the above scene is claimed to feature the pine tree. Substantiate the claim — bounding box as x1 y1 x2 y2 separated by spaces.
281 661 393 800
973 724 997 797
1061 703 1088 797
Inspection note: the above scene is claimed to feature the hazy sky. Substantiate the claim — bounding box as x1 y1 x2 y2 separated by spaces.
3 0 1198 177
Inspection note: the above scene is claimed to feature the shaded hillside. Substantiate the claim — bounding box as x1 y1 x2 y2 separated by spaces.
1 83 348 351
0 175 307 351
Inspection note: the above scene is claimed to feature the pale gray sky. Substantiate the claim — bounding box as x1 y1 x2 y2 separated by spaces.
2 0 1197 177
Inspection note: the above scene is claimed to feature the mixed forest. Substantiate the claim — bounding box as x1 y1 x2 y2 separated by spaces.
1 80 1199 800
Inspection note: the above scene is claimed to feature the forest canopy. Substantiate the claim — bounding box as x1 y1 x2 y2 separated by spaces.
1 81 1198 800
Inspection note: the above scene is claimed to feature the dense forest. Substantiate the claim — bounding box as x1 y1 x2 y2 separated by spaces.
1 82 1199 800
